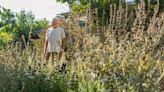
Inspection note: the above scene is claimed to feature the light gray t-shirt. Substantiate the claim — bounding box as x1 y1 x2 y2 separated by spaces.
46 27 66 53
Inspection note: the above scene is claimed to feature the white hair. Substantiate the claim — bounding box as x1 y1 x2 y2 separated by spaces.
51 17 58 25
52 17 58 22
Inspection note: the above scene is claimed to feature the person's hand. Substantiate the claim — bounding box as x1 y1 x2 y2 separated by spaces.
44 49 47 55
60 48 64 52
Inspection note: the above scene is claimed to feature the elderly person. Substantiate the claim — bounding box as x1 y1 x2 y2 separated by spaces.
44 18 66 61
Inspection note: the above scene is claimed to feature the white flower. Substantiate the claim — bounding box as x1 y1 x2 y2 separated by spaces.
90 72 97 79
27 75 35 79
102 74 108 83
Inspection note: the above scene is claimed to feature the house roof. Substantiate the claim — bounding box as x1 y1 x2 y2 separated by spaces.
57 12 70 17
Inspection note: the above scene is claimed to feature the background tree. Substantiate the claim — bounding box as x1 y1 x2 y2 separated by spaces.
0 6 16 32
0 6 15 46
0 7 49 47
135 0 164 13
57 0 139 29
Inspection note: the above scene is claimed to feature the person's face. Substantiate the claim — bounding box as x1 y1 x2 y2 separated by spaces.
52 19 58 28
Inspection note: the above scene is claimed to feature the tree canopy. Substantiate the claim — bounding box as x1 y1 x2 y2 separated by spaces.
0 6 49 47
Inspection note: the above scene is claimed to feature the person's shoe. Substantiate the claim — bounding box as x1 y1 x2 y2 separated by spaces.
59 63 67 74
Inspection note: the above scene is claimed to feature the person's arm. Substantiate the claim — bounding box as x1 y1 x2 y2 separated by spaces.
44 40 48 54
44 30 49 54
61 38 65 50
61 29 66 51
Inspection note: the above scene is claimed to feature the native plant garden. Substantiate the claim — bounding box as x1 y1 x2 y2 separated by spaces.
0 0 164 92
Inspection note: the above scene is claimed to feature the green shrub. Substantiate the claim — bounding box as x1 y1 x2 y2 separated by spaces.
0 31 14 47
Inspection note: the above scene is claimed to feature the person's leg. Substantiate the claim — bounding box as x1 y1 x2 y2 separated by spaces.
59 51 63 60
51 52 54 62
58 51 67 73
51 52 59 67
52 52 59 64
46 52 56 62
45 53 50 61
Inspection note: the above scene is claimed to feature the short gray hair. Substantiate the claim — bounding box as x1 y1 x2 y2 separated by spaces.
51 17 58 24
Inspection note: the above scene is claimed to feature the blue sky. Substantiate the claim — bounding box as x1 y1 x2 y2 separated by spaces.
0 0 134 21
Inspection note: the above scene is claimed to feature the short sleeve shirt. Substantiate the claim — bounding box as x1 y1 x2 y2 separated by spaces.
46 27 66 53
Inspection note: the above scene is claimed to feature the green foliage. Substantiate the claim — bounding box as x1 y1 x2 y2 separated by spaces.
0 7 16 32
57 0 164 26
14 10 34 41
135 0 164 13
0 32 163 91
159 0 164 12
57 0 123 25
0 7 49 47
71 2 90 13
0 47 67 92
0 31 14 46
0 1 164 92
